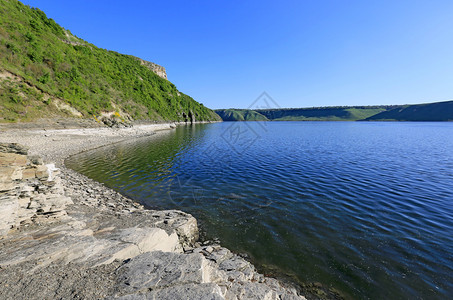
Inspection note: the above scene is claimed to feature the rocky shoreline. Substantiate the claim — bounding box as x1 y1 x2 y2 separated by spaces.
0 123 306 300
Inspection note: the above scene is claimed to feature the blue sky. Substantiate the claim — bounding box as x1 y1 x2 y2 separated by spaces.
21 0 453 109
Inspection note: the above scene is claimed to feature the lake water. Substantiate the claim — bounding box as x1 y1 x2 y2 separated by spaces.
66 122 453 299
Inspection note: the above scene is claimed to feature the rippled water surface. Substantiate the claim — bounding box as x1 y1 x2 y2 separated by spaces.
66 122 453 299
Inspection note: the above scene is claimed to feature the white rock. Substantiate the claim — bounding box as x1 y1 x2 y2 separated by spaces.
0 197 18 236
45 163 59 181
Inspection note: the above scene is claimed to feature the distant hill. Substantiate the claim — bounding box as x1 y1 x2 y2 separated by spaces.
215 106 395 121
215 109 268 121
0 0 220 123
363 100 453 121
216 101 453 122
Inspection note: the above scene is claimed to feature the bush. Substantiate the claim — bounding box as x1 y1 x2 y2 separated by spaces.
25 31 36 42
6 42 20 54
38 72 50 84
27 50 41 62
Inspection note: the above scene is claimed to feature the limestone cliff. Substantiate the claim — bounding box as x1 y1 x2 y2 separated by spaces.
134 57 168 80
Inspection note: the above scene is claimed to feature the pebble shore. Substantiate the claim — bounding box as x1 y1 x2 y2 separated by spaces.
0 123 307 300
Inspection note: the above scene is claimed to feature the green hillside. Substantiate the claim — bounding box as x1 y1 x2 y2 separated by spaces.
214 109 268 121
0 0 221 123
363 100 453 121
215 106 393 121
257 106 391 121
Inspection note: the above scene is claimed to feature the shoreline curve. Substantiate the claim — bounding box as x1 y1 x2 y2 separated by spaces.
0 122 309 300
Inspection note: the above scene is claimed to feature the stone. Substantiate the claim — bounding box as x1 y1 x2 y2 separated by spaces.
35 165 48 180
225 282 279 300
0 182 14 192
0 147 72 237
109 248 306 300
0 197 18 236
22 167 37 180
45 164 60 181
170 211 199 248
111 283 225 300
102 227 182 262
28 155 43 165
115 251 215 294
17 197 31 208
0 143 28 155
0 152 27 167
0 166 15 182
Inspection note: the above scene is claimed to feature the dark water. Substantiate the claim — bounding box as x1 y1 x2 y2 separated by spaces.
66 122 453 299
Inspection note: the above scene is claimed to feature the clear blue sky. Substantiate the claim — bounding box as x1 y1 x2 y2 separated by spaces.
21 0 453 109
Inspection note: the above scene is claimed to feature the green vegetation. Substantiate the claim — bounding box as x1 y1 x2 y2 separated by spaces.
215 109 268 121
215 106 394 121
0 0 220 123
258 106 391 121
216 101 453 122
363 101 453 121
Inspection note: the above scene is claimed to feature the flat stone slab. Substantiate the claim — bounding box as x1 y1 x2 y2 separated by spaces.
110 250 305 300
0 211 189 268
112 283 225 300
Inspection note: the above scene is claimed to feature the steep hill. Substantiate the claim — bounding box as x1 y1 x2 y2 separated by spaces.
0 0 221 123
363 100 453 121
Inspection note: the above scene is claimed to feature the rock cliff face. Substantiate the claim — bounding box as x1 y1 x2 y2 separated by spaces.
0 143 72 236
135 57 168 80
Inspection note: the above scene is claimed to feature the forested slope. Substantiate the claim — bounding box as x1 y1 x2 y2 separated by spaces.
0 0 220 123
